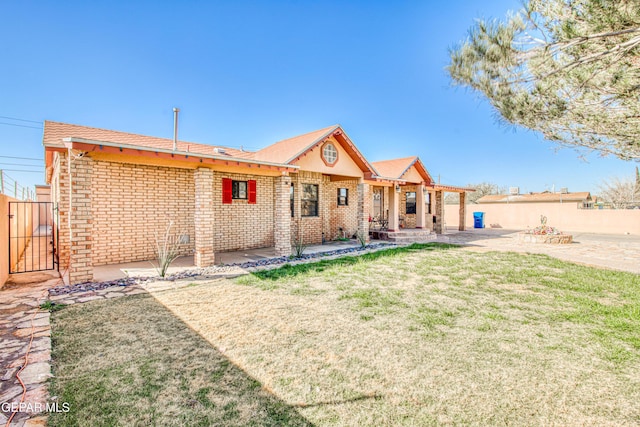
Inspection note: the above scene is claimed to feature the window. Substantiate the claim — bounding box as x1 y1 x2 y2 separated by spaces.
406 192 416 214
337 188 348 206
222 178 256 204
290 183 294 217
302 184 319 217
321 142 338 166
232 181 247 199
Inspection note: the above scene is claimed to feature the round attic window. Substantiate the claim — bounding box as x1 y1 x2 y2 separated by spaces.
322 143 338 165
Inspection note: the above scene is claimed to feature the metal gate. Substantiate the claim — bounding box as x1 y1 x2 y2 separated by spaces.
8 202 57 273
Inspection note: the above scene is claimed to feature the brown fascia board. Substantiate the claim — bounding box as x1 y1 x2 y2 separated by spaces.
56 137 299 172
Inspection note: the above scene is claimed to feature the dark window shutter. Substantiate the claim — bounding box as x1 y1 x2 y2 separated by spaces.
222 178 233 204
248 180 257 204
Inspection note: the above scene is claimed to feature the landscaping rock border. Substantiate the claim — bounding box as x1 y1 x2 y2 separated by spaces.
48 242 397 297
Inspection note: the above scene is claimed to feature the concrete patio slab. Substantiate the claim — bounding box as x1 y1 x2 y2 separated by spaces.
92 240 365 282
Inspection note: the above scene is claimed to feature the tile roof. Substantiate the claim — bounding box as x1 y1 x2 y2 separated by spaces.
371 156 418 179
43 121 256 160
253 125 339 164
477 192 592 203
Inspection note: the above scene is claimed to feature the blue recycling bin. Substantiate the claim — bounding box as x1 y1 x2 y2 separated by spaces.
473 212 485 229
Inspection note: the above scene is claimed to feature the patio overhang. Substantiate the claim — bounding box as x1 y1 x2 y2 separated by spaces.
427 184 475 193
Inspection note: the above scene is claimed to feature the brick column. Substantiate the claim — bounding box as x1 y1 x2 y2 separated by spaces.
194 168 215 267
388 185 400 231
458 192 466 231
56 152 71 274
416 184 425 228
357 182 370 242
274 175 292 256
57 152 94 284
434 190 444 234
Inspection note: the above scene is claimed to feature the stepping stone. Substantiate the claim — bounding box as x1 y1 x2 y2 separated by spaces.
17 362 51 385
15 317 49 329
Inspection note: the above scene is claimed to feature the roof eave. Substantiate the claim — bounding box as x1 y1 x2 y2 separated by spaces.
56 137 299 171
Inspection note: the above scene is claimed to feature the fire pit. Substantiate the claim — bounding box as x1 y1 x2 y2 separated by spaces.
518 215 573 244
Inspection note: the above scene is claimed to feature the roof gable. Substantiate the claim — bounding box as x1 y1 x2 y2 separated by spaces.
255 125 377 175
371 156 432 183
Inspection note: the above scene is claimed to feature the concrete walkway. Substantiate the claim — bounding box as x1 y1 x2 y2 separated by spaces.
438 228 640 274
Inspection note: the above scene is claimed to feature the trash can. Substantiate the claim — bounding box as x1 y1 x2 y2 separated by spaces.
473 212 485 229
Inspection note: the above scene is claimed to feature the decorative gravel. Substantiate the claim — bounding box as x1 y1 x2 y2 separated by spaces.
48 243 396 296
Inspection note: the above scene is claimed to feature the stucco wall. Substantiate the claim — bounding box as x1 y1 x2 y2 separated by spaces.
91 161 195 266
444 202 640 235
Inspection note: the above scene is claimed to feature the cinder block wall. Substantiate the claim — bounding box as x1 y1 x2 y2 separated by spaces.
91 161 195 266
212 171 275 252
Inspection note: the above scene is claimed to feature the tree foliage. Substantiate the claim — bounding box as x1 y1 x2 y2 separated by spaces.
445 182 506 204
448 0 640 160
597 174 640 208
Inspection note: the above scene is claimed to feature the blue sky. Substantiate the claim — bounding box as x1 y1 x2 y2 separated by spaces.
1 0 635 197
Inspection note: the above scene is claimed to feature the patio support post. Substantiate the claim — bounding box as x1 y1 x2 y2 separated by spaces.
274 175 292 256
388 185 400 232
459 192 466 231
357 182 370 242
435 190 444 234
416 184 425 228
65 150 93 284
194 168 215 267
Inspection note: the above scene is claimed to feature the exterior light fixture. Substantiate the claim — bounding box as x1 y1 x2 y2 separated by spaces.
395 184 401 193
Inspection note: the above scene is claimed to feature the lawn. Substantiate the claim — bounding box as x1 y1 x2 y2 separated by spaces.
49 243 640 426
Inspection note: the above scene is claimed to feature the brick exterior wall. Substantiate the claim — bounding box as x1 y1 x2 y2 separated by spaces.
291 171 323 244
211 171 275 252
400 185 417 228
323 178 359 240
91 161 195 266
290 172 360 244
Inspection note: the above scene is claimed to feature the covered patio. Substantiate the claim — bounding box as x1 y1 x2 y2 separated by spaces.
367 157 474 239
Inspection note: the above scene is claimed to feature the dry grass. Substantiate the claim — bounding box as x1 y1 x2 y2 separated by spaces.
50 244 640 426
48 295 312 426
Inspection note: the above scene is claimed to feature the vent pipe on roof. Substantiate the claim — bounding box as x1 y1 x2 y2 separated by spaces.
172 107 180 151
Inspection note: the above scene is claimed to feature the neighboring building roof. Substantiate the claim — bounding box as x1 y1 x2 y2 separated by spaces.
477 192 592 203
43 121 255 160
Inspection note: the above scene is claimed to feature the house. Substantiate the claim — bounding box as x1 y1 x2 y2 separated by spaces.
477 191 594 208
43 121 470 284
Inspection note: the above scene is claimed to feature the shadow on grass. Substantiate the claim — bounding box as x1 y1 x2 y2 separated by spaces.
48 294 315 427
252 243 460 281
